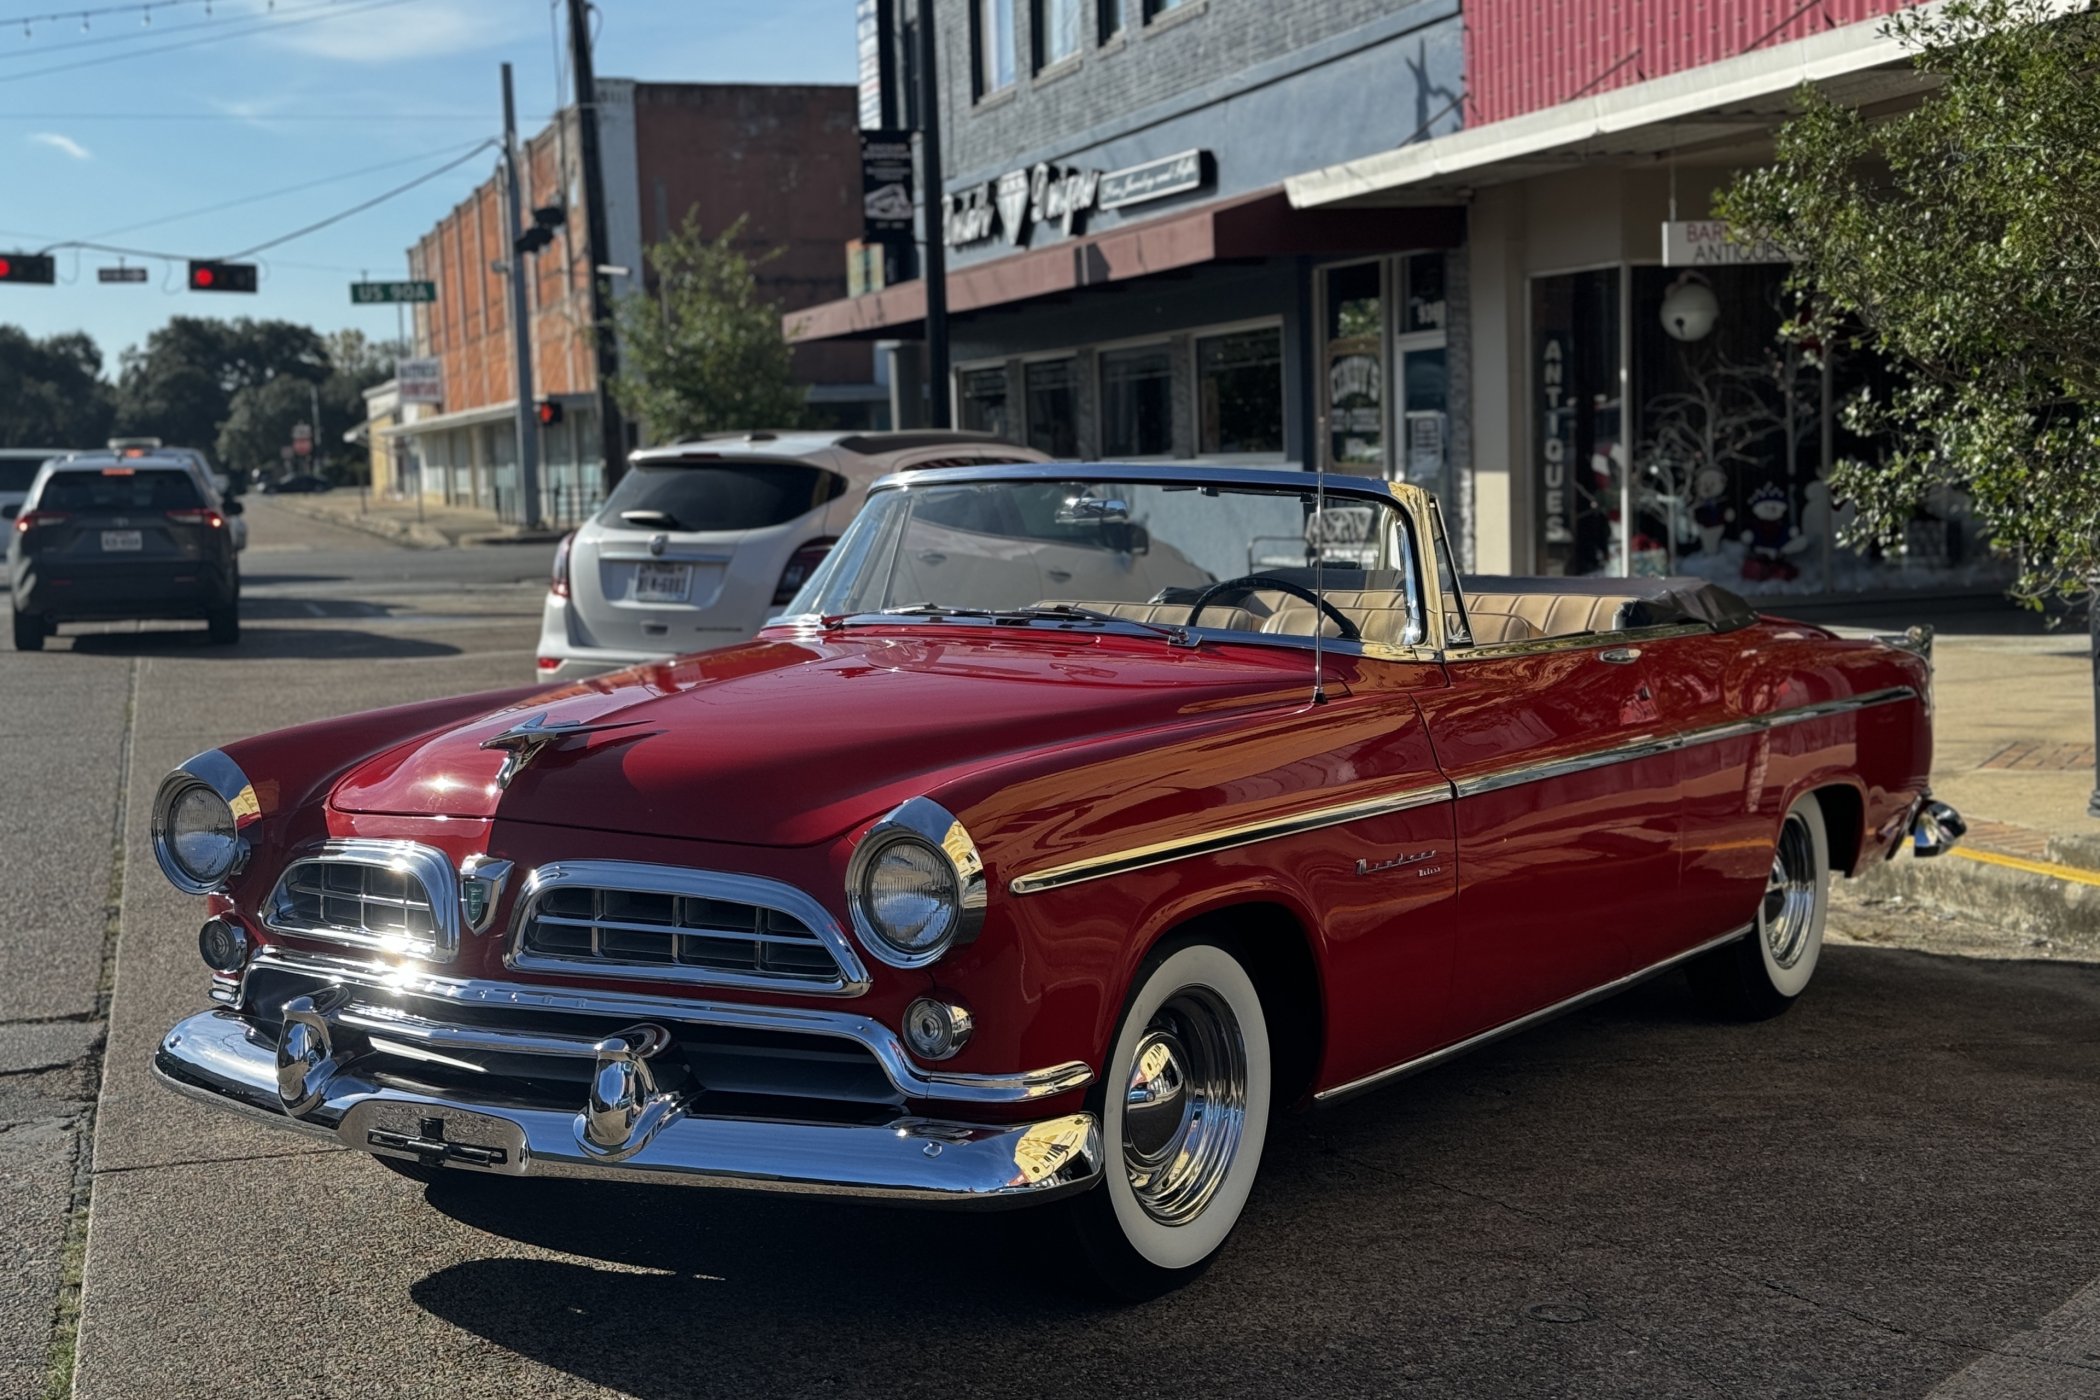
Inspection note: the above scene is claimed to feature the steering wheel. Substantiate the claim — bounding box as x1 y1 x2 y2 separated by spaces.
1184 575 1361 641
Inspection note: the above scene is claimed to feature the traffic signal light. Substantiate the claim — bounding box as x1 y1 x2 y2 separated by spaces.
0 253 56 286
536 399 564 427
514 204 568 256
188 260 258 293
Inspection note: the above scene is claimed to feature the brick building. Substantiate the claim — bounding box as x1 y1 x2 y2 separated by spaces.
797 0 1996 599
394 80 884 524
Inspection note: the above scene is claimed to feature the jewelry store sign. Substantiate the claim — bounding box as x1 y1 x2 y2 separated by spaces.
945 148 1212 249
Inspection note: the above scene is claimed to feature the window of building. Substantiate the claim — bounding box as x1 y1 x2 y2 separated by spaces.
1036 0 1084 69
975 0 1016 97
1024 359 1079 457
958 367 1012 439
1196 327 1284 456
1099 0 1127 42
1143 0 1187 21
1101 345 1173 458
1322 261 1384 472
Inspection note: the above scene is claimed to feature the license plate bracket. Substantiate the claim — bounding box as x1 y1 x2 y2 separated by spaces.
633 561 691 603
341 1101 529 1175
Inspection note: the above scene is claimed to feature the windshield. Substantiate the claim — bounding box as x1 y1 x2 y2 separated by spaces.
784 477 1423 647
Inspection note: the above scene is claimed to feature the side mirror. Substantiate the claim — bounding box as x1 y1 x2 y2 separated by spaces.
223 499 244 516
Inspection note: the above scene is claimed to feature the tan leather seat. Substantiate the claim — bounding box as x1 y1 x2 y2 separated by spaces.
1463 591 1638 640
1049 590 1419 647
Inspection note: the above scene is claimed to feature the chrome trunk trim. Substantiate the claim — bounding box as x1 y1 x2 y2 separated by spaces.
232 946 1092 1105
1315 924 1752 1104
154 1008 1102 1207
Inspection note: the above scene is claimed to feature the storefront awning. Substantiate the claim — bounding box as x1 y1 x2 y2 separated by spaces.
787 188 1463 343
1285 14 1937 208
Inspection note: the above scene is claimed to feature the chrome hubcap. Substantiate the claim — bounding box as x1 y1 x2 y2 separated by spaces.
1120 987 1247 1226
1762 813 1816 969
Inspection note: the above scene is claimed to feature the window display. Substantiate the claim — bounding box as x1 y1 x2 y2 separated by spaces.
1101 345 1171 457
1530 268 1622 577
959 367 1012 439
1196 328 1283 456
1323 261 1383 471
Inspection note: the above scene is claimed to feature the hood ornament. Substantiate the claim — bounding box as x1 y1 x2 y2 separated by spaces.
480 712 645 789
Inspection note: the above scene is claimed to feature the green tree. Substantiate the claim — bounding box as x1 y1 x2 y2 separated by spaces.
1718 0 2100 603
610 213 809 442
0 326 113 447
113 317 327 456
215 376 320 479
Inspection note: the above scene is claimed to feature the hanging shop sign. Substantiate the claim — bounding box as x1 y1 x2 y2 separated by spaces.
1662 220 1788 267
859 129 916 242
1098 149 1210 211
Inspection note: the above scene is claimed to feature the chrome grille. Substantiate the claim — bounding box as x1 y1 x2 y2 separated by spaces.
263 841 459 961
509 861 868 996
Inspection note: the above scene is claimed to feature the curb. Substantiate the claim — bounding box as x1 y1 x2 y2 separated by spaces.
260 497 453 550
1854 846 2100 952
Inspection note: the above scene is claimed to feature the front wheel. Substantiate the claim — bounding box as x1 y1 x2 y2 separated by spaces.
1688 794 1830 1020
1062 938 1271 1300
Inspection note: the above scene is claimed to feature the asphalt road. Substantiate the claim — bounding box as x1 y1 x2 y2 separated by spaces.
4 503 2099 1398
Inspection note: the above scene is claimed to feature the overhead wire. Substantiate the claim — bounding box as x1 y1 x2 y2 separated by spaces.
0 0 360 64
216 139 497 259
0 0 419 83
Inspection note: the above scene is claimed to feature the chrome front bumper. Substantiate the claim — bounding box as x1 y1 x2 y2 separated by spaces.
154 1007 1102 1207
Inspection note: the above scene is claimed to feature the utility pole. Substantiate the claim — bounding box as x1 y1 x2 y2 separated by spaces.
502 61 544 530
566 0 625 491
916 0 950 427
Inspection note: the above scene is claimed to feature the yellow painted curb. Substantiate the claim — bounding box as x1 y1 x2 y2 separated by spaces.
1951 846 2100 889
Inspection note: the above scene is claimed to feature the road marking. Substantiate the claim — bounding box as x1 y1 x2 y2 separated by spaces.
1927 1275 2100 1396
1952 846 2100 889
301 602 325 617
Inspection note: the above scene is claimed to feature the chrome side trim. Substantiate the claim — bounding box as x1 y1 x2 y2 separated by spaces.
1450 687 1919 801
1315 923 1753 1104
236 946 1092 1105
1008 781 1455 896
262 839 462 963
1451 621 1713 661
505 860 872 998
154 1008 1102 1207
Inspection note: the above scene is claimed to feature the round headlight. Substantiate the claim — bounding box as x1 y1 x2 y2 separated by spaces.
857 836 958 958
153 779 243 894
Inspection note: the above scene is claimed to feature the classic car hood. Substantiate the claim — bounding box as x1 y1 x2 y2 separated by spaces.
329 629 1320 845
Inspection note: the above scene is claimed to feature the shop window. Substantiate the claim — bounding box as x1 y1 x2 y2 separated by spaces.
1322 261 1383 472
1196 327 1283 456
1036 0 1084 69
1024 360 1079 458
958 367 1013 439
1530 268 1622 577
1100 345 1172 458
974 0 1016 97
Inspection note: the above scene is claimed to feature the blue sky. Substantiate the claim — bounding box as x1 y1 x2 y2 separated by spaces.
0 0 857 370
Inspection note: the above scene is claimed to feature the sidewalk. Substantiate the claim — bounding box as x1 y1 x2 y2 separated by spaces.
1816 601 2100 946
254 487 569 550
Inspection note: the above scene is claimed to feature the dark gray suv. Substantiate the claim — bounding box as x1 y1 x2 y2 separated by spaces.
9 459 242 650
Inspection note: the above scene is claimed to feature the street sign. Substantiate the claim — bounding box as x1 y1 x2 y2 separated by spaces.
397 357 443 405
96 266 148 284
350 280 437 305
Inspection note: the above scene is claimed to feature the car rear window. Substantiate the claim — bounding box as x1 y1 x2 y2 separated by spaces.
36 469 201 512
0 461 42 493
597 462 846 533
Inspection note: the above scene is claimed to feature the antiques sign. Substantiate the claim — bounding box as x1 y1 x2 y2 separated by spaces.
1661 219 1788 267
944 148 1211 249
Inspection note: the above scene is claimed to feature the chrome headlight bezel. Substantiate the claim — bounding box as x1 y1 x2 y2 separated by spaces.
844 797 987 969
150 750 259 895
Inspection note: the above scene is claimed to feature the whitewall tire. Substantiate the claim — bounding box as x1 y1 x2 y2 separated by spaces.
1067 938 1271 1297
1690 793 1831 1019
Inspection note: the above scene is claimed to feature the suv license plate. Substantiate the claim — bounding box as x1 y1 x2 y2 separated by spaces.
100 530 142 552
634 562 691 602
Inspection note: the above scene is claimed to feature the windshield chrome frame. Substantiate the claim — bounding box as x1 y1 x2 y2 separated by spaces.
771 463 1437 657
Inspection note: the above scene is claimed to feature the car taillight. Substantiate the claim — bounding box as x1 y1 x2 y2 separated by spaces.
549 531 574 599
164 508 223 528
536 656 560 674
773 538 835 607
14 510 68 533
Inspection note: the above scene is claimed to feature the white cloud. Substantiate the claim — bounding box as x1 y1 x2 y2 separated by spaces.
261 0 503 64
27 132 92 161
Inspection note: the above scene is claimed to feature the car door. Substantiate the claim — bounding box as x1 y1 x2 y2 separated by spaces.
1417 638 1683 1036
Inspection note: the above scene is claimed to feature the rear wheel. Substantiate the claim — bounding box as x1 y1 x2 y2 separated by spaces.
1063 938 1271 1300
11 607 43 652
205 603 239 645
1689 794 1830 1020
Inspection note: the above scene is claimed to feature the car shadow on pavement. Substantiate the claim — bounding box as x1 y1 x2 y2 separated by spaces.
66 627 462 660
402 946 2100 1398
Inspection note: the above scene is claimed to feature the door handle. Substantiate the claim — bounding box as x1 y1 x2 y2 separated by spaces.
1599 647 1642 664
918 552 946 565
1046 569 1073 583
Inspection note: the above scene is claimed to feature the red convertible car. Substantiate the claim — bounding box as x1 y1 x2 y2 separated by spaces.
151 464 1961 1296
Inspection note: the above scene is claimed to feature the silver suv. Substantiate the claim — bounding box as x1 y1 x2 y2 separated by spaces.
535 431 1047 680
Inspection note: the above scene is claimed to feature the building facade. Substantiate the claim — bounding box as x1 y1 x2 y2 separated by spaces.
398 81 885 526
798 0 1998 599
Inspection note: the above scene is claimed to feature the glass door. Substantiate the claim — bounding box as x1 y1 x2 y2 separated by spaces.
1394 337 1448 501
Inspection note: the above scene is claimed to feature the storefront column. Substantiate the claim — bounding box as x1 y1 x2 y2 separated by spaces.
1445 246 1476 573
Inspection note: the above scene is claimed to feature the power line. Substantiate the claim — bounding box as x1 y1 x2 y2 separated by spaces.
0 0 206 30
0 109 506 120
217 139 496 259
0 0 352 62
83 139 493 240
0 0 418 83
